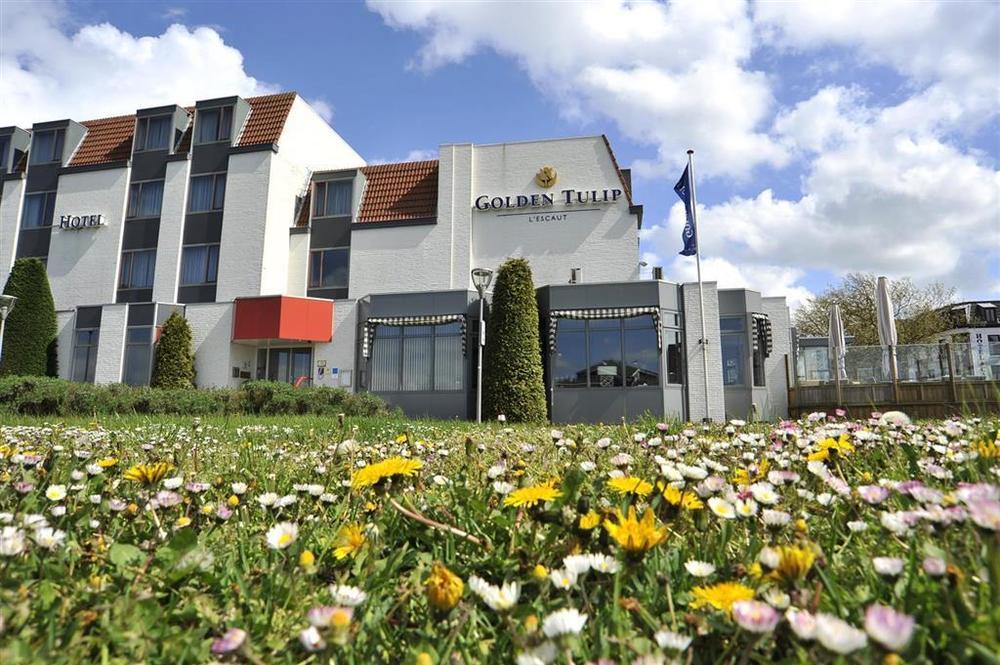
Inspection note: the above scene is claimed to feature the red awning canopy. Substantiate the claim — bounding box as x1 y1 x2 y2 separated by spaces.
232 296 333 342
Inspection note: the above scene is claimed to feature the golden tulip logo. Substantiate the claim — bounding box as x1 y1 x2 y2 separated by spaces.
535 165 558 188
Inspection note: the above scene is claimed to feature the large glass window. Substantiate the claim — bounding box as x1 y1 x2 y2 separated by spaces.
22 192 56 228
123 327 153 386
370 322 464 392
127 180 164 219
180 244 220 285
135 116 171 151
30 129 64 165
554 315 662 388
119 249 156 289
72 329 99 383
665 330 683 384
188 174 226 212
313 180 353 217
720 316 746 386
196 107 233 143
309 247 349 289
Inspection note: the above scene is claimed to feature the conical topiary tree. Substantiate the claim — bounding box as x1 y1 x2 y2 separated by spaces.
1 258 57 376
151 311 195 389
482 258 548 422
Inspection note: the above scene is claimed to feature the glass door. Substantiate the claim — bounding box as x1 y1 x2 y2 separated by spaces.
265 347 313 384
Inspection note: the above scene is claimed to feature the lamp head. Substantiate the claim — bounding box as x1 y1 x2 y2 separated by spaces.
471 268 494 296
0 294 16 320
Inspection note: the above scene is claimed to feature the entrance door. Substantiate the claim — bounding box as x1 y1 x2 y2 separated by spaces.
265 347 313 385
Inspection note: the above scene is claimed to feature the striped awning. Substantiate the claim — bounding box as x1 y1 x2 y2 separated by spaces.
361 314 467 358
548 307 661 352
751 312 773 358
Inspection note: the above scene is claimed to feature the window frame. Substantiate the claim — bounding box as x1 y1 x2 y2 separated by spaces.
312 179 354 219
553 315 667 389
308 246 350 290
126 179 165 219
187 172 227 213
195 106 233 144
118 248 157 290
71 328 99 383
179 243 220 286
369 322 466 393
122 326 154 386
29 129 65 165
21 191 57 229
134 115 172 152
720 316 748 387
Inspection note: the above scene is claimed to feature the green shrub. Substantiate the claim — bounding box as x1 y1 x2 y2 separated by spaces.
1 258 57 377
482 258 548 422
151 312 195 389
0 376 392 417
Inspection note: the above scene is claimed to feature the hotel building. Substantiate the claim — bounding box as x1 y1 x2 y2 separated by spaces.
0 92 791 422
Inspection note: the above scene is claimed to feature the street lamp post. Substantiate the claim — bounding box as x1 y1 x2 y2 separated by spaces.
0 295 18 370
471 268 494 423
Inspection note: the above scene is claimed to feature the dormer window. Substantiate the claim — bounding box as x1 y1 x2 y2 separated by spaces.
313 180 353 218
30 129 65 165
196 106 233 144
135 115 171 152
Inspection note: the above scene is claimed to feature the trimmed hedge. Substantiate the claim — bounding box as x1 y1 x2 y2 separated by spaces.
0 376 394 417
151 312 195 389
482 258 548 422
1 258 57 377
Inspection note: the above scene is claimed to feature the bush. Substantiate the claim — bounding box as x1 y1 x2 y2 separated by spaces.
1 258 57 377
151 312 195 389
0 376 393 417
482 258 548 422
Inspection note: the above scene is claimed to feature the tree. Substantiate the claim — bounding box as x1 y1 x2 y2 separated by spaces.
483 258 548 422
1 258 57 376
794 273 955 345
151 312 196 389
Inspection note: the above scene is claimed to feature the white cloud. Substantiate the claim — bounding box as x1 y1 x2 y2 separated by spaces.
369 0 787 179
367 148 438 165
0 1 275 127
307 97 334 123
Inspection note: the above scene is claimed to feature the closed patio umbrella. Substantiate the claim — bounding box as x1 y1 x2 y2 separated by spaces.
875 276 898 382
829 304 847 381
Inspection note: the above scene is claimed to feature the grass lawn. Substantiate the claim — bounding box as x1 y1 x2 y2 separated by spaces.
0 412 997 664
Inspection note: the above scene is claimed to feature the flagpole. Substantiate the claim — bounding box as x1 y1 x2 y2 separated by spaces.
687 149 711 422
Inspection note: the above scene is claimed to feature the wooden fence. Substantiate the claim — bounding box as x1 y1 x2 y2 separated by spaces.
785 355 1000 419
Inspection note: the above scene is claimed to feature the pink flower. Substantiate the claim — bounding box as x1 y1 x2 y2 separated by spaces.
864 604 915 652
967 499 1000 531
210 628 246 655
785 608 817 640
857 485 890 505
922 557 946 577
732 600 779 633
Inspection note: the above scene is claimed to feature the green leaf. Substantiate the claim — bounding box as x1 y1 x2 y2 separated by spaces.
109 543 145 569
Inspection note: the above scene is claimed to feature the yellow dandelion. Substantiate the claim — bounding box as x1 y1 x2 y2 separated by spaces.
532 564 549 580
123 462 173 485
299 549 316 569
976 438 1000 459
333 523 368 560
227 495 240 507
731 459 770 485
807 435 855 462
97 457 118 468
660 483 704 510
690 581 756 613
351 457 423 490
604 506 668 554
767 545 816 584
503 482 562 508
425 563 463 611
416 653 434 665
578 510 602 530
607 476 654 497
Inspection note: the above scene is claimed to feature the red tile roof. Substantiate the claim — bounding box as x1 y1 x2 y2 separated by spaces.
69 115 136 167
63 92 296 168
357 160 439 223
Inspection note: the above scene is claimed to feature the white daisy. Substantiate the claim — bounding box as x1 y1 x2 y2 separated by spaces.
684 560 716 577
265 522 298 550
542 608 588 638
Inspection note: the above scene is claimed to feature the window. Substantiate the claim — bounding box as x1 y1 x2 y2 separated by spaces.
122 327 153 386
126 180 164 219
118 249 156 290
313 180 353 217
180 244 219 285
196 107 233 143
554 316 662 388
752 343 766 387
665 330 683 385
30 129 64 165
135 116 171 151
720 316 746 386
989 334 1000 357
370 322 464 392
188 174 226 212
984 307 998 324
21 192 56 228
309 247 349 289
0 136 9 171
72 329 99 383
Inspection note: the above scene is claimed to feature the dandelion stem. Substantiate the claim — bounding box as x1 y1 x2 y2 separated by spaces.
389 497 488 549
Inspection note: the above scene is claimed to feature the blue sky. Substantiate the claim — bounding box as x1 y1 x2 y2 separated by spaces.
3 1 997 306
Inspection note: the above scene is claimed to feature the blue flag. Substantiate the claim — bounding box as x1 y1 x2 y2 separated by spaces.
674 165 697 256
